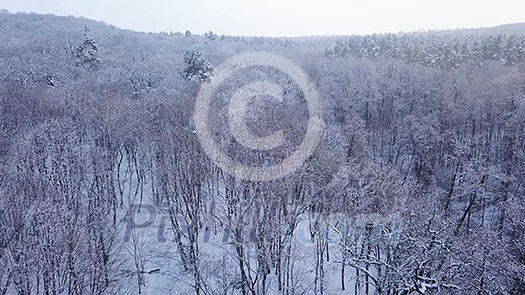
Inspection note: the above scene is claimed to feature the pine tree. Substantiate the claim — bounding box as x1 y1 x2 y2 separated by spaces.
75 26 100 70
183 51 214 82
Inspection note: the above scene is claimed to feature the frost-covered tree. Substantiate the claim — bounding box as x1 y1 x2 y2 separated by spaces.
182 51 214 82
76 26 100 70
204 30 217 41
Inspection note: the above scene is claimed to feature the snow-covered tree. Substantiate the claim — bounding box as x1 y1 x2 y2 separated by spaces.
76 26 100 70
183 51 214 82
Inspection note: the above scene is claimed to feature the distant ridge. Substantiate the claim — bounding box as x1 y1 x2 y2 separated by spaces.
0 10 524 38
448 23 525 35
480 23 525 34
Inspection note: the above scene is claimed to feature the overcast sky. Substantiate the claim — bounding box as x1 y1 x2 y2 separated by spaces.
1 0 524 37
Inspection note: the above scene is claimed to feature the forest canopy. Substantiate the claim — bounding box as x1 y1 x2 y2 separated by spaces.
0 11 524 295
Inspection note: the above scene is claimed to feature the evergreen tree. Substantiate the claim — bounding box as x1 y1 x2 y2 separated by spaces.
75 26 100 70
183 51 213 82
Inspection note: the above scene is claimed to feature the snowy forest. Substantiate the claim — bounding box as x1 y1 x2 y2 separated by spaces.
0 11 524 295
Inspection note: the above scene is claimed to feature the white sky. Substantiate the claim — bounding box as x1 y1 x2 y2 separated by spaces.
1 0 524 37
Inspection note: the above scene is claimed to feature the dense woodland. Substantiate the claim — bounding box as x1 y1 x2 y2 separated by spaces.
0 11 524 294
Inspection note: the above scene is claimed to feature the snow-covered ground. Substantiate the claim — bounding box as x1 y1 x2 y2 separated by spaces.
112 158 401 294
